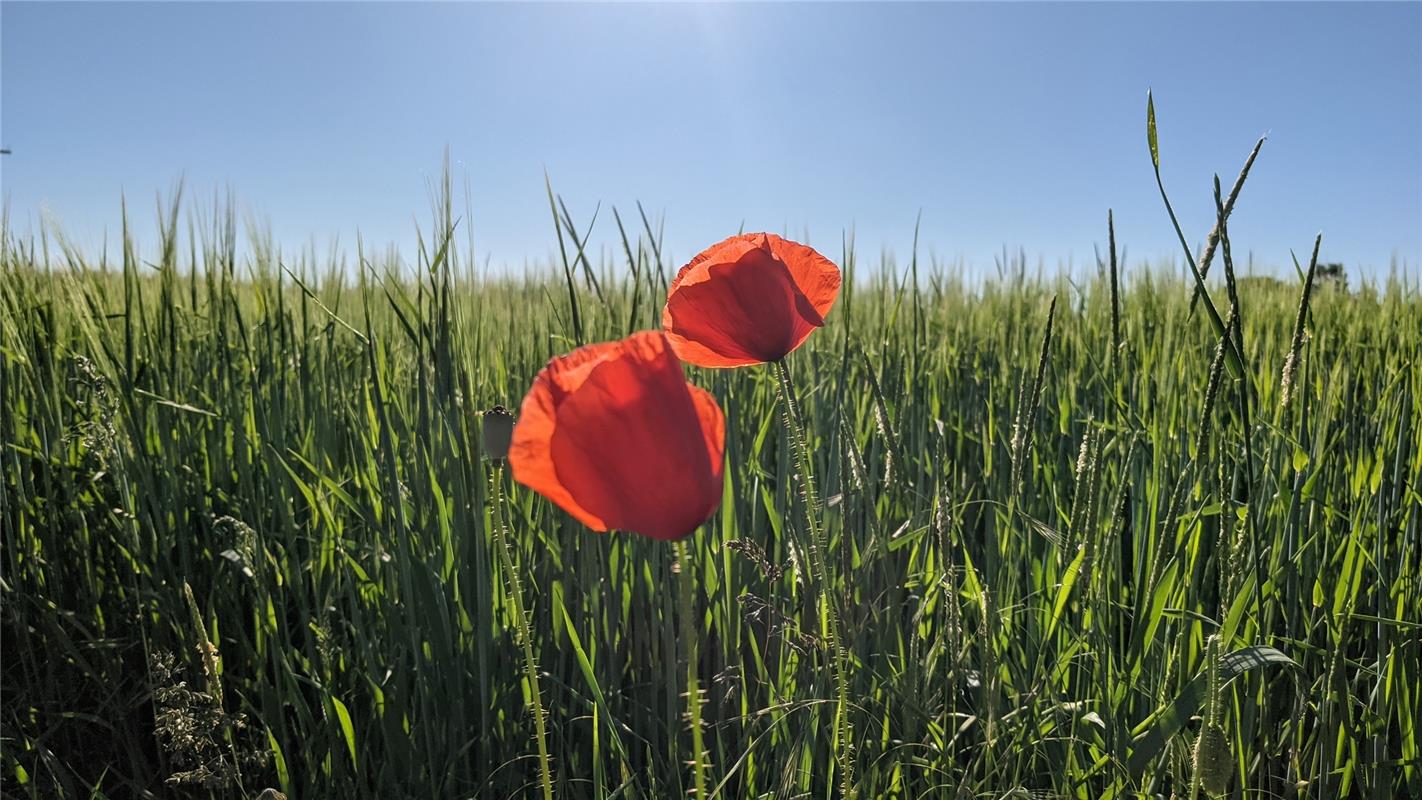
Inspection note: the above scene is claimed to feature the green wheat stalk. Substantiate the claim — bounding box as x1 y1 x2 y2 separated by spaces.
772 358 856 799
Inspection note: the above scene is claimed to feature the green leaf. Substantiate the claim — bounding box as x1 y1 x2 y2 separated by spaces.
1127 645 1300 777
1131 558 1177 661
1218 572 1257 645
1048 544 1088 638
557 602 635 771
267 729 289 789
331 695 357 767
1146 90 1160 169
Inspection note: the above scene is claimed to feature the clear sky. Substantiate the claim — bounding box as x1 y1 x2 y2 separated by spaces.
3 2 1419 279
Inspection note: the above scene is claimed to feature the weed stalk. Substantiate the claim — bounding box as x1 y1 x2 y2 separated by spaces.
489 462 555 800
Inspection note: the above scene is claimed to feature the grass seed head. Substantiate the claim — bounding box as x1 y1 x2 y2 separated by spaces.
1193 723 1232 796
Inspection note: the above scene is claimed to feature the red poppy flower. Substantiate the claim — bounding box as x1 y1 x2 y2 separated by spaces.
509 331 725 541
662 233 841 368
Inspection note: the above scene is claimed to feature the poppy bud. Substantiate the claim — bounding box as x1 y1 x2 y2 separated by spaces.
482 405 514 461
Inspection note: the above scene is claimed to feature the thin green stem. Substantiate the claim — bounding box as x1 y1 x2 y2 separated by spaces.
772 358 855 799
490 462 555 800
676 538 707 800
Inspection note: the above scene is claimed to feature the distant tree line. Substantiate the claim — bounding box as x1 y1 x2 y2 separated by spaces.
1315 262 1347 289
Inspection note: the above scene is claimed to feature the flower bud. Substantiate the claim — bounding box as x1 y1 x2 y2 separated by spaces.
482 405 514 461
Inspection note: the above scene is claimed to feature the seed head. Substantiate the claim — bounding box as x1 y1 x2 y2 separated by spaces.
1193 723 1232 796
1279 350 1298 407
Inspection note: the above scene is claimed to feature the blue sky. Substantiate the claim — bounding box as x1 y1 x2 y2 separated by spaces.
3 2 1419 278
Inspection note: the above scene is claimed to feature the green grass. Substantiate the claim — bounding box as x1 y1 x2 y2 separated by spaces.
2 173 1420 799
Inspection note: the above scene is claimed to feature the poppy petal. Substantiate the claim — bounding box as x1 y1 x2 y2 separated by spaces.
546 335 723 540
763 233 841 321
685 382 727 518
510 336 656 532
663 233 841 368
511 331 724 541
508 394 609 532
669 234 762 293
663 240 825 367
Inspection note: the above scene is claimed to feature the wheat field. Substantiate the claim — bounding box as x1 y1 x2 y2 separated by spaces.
3 156 1420 799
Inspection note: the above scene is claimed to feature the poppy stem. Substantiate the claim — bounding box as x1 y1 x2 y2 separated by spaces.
489 461 556 800
676 538 708 800
771 358 856 799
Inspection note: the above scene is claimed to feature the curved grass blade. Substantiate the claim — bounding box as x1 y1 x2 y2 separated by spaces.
1126 645 1300 778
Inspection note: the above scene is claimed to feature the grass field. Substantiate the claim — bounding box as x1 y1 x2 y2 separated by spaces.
3 162 1420 799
